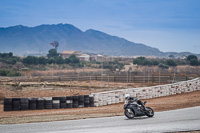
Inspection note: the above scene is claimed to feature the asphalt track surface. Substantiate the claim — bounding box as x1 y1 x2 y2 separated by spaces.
1 106 200 133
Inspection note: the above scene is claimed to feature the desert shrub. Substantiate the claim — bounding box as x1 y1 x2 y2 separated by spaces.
166 59 177 67
47 49 59 58
23 56 39 65
103 60 124 72
38 57 47 65
68 54 80 64
190 59 199 66
2 58 17 65
158 63 169 69
0 52 21 65
0 52 13 58
133 57 148 65
133 57 159 66
55 57 65 64
151 60 159 65
0 69 21 76
0 69 8 76
187 55 198 61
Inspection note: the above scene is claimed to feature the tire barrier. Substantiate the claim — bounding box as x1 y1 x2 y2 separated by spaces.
12 98 20 111
4 98 12 111
66 96 73 108
3 95 94 111
52 97 60 109
36 98 45 110
20 98 29 110
60 97 66 108
44 97 52 109
72 96 79 108
84 95 90 107
91 78 200 107
29 98 37 110
89 96 94 107
78 95 84 108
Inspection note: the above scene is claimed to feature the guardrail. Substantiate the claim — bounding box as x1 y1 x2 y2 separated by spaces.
91 78 200 107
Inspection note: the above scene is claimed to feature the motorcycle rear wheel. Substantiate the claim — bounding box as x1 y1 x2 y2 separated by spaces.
124 108 135 119
145 107 154 117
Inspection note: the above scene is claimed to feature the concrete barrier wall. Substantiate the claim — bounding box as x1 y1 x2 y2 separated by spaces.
92 78 200 107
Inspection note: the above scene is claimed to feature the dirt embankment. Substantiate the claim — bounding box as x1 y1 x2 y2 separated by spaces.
0 90 200 124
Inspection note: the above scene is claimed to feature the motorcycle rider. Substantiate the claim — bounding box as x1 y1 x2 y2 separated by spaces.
125 94 146 110
124 94 154 119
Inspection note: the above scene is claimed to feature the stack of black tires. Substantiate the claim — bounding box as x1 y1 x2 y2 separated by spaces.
84 95 90 107
12 98 20 111
78 95 84 108
66 96 73 108
89 95 94 107
44 97 52 109
72 96 79 108
60 97 66 108
52 97 60 109
3 95 95 111
20 98 29 110
4 98 12 111
29 98 37 110
36 98 45 110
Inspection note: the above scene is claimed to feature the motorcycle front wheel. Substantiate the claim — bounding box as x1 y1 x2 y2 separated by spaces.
124 108 135 119
145 107 154 117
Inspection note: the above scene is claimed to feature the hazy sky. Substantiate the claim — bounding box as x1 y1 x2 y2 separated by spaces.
0 0 200 53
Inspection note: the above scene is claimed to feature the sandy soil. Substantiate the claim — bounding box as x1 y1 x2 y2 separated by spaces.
0 81 158 98
0 90 200 125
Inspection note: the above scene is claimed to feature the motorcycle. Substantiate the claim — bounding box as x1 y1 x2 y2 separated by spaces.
124 95 154 119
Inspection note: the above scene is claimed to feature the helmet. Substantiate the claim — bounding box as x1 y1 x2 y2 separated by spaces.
125 94 130 99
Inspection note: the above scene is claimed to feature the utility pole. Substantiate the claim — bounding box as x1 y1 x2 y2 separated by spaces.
159 69 161 84
70 79 72 96
90 75 92 94
101 52 104 88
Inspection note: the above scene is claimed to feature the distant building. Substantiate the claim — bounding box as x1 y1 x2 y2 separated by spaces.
89 54 113 62
60 51 82 59
89 54 104 62
60 51 114 62
78 54 90 62
181 55 187 60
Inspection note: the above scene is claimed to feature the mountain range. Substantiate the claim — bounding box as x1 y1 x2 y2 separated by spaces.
0 23 197 57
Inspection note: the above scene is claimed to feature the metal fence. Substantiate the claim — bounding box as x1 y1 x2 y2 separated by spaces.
0 75 193 84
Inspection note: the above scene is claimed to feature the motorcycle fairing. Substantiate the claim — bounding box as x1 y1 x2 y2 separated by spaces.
124 104 146 116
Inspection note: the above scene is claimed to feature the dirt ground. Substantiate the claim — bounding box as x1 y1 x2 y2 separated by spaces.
0 90 200 125
0 81 159 98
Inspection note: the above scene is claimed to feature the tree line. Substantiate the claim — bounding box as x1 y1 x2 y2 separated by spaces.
0 49 82 66
133 55 200 69
0 50 199 73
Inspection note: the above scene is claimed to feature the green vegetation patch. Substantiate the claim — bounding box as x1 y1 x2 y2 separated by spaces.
0 69 21 77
